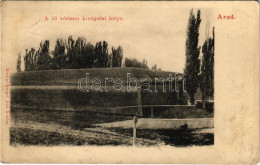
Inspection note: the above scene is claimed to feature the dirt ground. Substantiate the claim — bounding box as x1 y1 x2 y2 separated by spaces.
10 108 214 146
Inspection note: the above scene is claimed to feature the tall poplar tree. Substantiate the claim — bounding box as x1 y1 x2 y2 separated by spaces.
200 27 215 109
184 9 201 104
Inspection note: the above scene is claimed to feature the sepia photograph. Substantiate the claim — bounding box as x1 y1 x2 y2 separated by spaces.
9 7 215 147
1 1 258 164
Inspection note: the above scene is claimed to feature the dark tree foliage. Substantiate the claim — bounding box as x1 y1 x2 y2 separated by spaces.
75 37 88 68
125 58 149 69
16 52 22 72
37 40 52 70
151 64 157 70
184 9 201 104
24 48 38 71
53 37 98 69
142 59 148 67
200 27 215 108
80 42 96 68
66 36 78 68
52 38 67 69
18 36 139 72
95 41 110 68
112 46 123 67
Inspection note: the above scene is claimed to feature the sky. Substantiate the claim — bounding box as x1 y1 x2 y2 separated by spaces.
5 2 214 73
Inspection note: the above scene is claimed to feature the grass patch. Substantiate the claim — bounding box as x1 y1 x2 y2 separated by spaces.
11 108 133 129
108 127 214 146
142 108 214 118
10 127 129 146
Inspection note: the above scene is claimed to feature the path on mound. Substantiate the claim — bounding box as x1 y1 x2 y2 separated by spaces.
95 118 214 130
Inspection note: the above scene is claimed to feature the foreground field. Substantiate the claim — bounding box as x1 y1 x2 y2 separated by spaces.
10 121 158 146
10 108 214 146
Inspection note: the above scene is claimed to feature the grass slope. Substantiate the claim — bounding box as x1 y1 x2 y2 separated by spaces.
11 67 182 86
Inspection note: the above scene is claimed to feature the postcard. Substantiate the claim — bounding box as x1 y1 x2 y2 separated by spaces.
1 1 259 164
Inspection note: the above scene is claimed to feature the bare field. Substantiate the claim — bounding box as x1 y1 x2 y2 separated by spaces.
10 108 214 146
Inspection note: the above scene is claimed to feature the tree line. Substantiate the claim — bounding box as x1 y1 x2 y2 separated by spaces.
184 9 214 108
16 37 124 71
16 36 156 71
17 36 161 72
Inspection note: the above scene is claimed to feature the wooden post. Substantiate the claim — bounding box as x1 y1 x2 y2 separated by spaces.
202 92 206 110
137 88 142 116
151 105 154 118
133 116 137 146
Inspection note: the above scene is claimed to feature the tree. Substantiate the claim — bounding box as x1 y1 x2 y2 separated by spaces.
151 64 157 70
95 41 109 68
81 42 96 68
24 48 38 71
200 27 215 109
53 38 67 69
184 9 202 105
36 40 52 70
24 49 29 71
17 52 22 72
125 58 149 69
74 37 86 68
66 36 78 68
112 46 123 67
65 36 97 69
142 59 147 67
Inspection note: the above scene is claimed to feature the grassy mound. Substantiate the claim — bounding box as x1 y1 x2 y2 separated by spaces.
11 67 181 86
